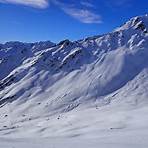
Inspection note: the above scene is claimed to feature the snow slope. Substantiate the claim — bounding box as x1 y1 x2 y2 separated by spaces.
0 14 148 147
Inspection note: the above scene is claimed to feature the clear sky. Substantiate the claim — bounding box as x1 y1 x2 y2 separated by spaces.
0 0 147 43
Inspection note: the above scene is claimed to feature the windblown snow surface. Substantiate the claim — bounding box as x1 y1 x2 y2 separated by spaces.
0 14 148 148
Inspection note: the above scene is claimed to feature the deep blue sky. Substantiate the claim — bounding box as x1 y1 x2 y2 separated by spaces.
0 0 147 43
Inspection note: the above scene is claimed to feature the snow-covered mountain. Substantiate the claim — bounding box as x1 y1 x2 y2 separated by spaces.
0 14 148 148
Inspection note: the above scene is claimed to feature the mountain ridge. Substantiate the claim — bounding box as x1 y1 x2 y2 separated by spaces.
0 14 148 140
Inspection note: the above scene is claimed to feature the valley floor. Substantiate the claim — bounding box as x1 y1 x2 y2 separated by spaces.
0 104 148 148
0 135 147 148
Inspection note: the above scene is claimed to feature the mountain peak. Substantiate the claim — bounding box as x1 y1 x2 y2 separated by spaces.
115 14 148 33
